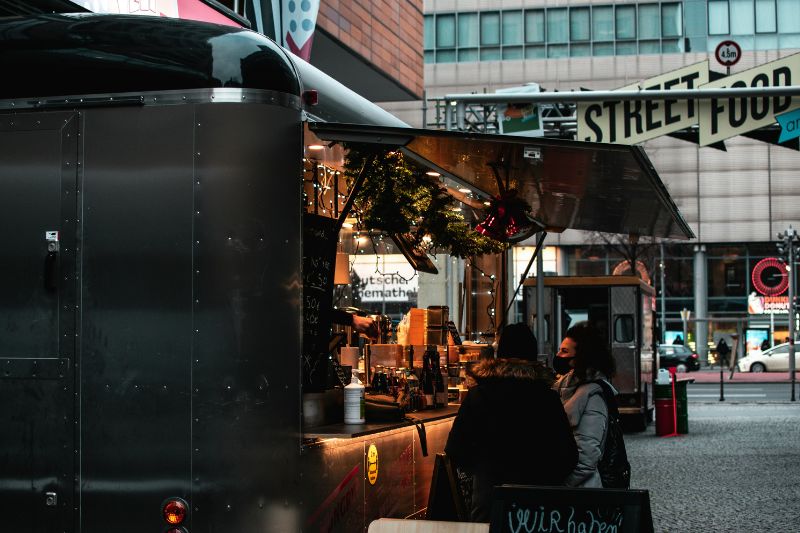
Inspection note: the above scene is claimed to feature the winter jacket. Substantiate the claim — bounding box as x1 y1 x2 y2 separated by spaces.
552 370 611 488
445 358 578 522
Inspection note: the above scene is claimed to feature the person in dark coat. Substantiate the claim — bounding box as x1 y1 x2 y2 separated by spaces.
716 337 731 367
444 323 578 522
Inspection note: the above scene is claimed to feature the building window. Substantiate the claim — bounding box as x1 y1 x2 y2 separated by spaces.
638 4 660 40
593 6 614 41
525 45 546 58
548 8 569 43
481 12 501 46
458 13 479 47
709 0 730 35
640 40 661 53
571 43 592 56
548 44 569 57
777 0 800 33
661 2 683 37
424 15 435 49
525 10 546 43
480 47 501 60
756 0 777 32
436 14 456 48
570 7 590 41
593 42 615 55
458 49 479 62
615 5 636 39
436 50 456 63
730 0 755 34
503 10 523 45
503 46 524 59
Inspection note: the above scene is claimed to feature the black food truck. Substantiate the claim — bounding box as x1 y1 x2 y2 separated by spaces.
0 10 693 533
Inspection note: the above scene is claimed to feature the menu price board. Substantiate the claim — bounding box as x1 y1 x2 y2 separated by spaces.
490 486 653 533
302 213 339 392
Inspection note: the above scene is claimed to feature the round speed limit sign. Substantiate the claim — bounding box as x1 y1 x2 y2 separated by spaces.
715 40 742 67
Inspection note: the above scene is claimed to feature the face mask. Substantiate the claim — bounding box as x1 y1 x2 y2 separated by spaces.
552 356 574 375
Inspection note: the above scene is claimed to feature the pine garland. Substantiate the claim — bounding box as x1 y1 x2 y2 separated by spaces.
343 146 506 258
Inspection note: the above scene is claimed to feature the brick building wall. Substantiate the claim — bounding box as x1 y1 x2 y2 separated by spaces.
316 0 424 98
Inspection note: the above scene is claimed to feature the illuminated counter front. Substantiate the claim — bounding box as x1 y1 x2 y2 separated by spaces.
300 407 459 532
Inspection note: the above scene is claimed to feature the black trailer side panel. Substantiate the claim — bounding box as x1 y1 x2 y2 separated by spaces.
77 102 302 532
79 105 196 531
0 111 78 533
191 103 302 531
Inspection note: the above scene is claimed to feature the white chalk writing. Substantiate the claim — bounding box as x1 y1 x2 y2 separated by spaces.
507 506 623 533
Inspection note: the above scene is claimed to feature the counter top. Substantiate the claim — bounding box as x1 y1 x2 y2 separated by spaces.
304 404 460 439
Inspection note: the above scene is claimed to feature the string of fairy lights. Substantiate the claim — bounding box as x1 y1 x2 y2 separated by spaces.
304 154 500 332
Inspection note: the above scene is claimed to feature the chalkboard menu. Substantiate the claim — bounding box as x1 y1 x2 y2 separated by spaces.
302 213 340 392
490 485 653 533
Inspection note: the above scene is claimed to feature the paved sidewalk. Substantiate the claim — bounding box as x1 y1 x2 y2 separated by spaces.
681 368 800 383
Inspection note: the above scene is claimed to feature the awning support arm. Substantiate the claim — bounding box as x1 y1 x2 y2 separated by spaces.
498 230 547 332
337 154 377 229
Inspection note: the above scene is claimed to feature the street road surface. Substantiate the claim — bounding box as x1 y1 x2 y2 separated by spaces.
627 403 800 532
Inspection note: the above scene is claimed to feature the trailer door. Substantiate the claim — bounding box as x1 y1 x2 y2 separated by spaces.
610 285 639 399
0 112 78 532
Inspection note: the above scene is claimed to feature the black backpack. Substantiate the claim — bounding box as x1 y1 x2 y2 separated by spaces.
585 380 631 489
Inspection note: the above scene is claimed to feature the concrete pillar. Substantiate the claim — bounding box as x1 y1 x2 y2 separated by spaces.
694 244 709 364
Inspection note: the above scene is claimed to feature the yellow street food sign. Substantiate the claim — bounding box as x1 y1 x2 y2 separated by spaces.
577 62 709 144
698 53 800 146
577 53 800 147
367 444 379 485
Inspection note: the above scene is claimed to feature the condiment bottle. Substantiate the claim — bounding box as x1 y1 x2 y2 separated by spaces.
344 369 365 424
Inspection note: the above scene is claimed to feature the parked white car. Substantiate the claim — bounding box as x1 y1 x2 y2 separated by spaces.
737 343 799 372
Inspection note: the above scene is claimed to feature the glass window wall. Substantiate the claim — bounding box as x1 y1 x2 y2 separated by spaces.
502 10 523 45
593 6 614 41
458 13 479 47
662 2 683 37
436 14 456 48
756 0 777 32
709 0 730 35
424 15 435 49
615 5 636 39
638 4 660 39
525 10 545 43
777 0 800 33
730 0 755 34
570 7 591 41
548 8 569 43
481 12 500 46
426 3 690 63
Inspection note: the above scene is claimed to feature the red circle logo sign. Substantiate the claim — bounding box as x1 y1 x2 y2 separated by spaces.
715 40 742 67
751 257 787 296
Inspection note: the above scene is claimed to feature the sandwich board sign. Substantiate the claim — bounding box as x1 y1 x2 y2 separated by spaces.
489 485 653 533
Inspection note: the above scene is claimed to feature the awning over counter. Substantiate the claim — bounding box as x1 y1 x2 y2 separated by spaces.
310 122 694 241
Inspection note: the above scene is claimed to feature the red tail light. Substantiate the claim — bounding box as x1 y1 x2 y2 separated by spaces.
162 498 188 525
691 353 698 359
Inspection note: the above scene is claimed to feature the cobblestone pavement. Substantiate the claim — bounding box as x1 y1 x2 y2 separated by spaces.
626 403 800 532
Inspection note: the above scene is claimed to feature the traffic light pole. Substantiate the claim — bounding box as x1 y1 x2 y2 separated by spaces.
789 239 796 402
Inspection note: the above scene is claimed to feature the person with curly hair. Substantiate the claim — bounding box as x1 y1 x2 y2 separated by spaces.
445 323 577 522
